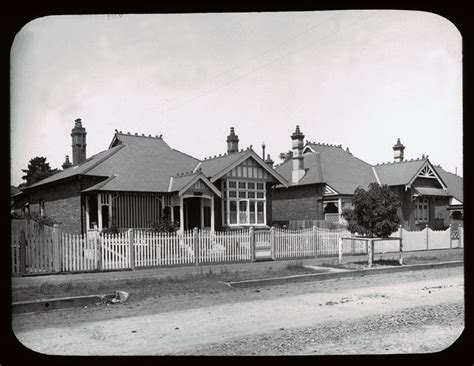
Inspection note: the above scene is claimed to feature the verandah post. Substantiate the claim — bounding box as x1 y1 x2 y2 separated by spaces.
193 227 199 267
129 229 135 270
52 224 60 272
249 227 255 262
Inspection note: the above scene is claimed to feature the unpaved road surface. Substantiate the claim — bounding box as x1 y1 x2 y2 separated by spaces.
13 267 464 355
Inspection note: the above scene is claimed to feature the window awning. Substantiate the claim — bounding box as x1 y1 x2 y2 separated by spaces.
413 187 449 197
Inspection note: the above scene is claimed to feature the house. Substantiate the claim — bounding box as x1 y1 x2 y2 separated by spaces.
13 119 287 234
272 126 463 230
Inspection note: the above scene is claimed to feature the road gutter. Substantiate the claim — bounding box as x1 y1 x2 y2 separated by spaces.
223 261 463 288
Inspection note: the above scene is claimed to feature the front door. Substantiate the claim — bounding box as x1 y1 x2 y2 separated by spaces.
185 197 201 230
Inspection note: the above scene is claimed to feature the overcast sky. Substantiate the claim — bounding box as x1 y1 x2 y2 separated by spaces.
10 10 462 186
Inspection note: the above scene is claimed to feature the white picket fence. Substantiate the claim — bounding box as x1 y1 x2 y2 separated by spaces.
11 219 464 276
274 227 316 259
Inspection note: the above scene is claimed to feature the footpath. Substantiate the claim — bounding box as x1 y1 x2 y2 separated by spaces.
12 248 463 289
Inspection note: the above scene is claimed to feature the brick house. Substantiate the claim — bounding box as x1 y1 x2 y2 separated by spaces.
13 119 287 234
272 126 463 230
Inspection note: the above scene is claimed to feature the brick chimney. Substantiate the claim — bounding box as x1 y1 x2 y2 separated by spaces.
62 155 72 169
291 125 305 183
393 138 405 163
71 118 87 165
265 154 274 168
226 127 239 154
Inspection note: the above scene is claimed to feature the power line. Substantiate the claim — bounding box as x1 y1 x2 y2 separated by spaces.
158 11 380 117
156 12 340 110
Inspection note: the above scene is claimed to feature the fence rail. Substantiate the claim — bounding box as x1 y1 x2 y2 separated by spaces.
10 220 463 276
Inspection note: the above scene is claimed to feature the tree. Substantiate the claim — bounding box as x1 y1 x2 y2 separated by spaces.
342 183 401 238
21 157 58 187
279 150 293 163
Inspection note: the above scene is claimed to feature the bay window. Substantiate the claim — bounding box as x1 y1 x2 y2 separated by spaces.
222 179 267 226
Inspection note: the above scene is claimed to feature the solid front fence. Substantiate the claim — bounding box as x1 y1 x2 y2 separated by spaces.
11 220 464 276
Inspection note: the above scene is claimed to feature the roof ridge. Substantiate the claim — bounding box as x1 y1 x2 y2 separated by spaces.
202 149 249 161
171 148 200 162
81 144 126 175
116 131 163 139
174 170 198 178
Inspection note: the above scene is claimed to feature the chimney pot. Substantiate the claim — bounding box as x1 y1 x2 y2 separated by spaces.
226 127 239 154
70 118 87 166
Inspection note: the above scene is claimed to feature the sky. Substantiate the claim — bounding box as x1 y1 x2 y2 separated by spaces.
10 10 462 186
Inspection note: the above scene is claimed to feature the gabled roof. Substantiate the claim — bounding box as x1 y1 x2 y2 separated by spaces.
434 166 463 203
199 148 288 186
276 143 376 194
168 171 221 197
23 145 125 190
79 132 200 192
373 158 447 190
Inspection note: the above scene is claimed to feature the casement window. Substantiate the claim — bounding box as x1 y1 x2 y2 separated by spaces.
222 179 266 226
415 197 429 222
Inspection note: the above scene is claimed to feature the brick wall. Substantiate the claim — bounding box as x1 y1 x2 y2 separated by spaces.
272 184 323 221
19 176 105 234
391 186 450 230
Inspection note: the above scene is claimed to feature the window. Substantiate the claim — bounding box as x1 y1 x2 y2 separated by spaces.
223 179 266 226
415 197 429 222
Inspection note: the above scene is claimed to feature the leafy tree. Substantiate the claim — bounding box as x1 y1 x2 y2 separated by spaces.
21 157 58 186
279 150 293 162
342 183 401 238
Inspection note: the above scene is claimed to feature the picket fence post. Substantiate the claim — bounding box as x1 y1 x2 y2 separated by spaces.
249 227 255 262
338 237 343 264
270 226 275 260
449 224 453 249
312 226 317 258
425 224 429 250
399 225 403 265
19 229 27 276
129 229 135 270
52 224 61 272
94 224 102 271
193 228 199 267
368 239 373 268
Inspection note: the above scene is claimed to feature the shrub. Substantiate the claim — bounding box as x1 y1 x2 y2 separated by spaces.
149 218 179 233
11 211 59 227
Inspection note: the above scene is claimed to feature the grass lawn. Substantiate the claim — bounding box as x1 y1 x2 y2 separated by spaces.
325 249 463 270
12 261 326 303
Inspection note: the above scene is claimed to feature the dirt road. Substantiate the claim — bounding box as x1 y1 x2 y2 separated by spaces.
13 267 464 355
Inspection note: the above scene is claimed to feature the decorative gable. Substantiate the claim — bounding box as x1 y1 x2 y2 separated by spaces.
409 160 447 190
324 184 339 196
224 157 274 181
418 165 436 179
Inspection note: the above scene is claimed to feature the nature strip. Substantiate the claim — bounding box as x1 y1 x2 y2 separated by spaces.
222 261 464 288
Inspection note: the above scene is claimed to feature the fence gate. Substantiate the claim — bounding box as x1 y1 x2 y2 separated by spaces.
11 220 58 276
254 229 272 260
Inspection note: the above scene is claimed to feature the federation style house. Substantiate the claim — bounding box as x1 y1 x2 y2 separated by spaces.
13 119 287 233
272 126 463 230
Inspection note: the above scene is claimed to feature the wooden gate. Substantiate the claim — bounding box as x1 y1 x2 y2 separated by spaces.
11 220 59 276
254 229 272 260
